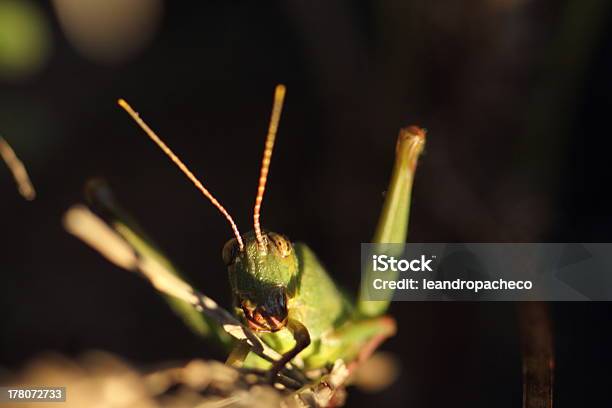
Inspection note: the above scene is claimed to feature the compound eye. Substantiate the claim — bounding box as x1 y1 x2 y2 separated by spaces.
222 238 240 266
268 233 292 258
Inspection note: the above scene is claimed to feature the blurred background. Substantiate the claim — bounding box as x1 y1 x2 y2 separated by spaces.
0 0 611 406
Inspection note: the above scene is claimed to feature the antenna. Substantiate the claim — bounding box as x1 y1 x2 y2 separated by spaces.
253 84 286 250
117 99 244 251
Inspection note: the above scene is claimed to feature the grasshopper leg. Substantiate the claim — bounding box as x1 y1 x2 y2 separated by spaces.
344 316 397 375
358 126 426 317
267 319 311 381
302 316 396 373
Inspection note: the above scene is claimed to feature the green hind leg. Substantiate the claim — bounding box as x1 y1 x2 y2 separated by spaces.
357 127 426 317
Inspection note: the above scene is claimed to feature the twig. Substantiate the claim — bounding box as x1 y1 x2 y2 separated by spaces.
0 136 36 200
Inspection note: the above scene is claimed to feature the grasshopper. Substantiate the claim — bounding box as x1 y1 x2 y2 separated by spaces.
64 85 425 388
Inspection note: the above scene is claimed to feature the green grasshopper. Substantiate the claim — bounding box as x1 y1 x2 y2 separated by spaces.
64 85 425 386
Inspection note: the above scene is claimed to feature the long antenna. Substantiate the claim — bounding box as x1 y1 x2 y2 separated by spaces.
117 99 244 251
253 84 286 250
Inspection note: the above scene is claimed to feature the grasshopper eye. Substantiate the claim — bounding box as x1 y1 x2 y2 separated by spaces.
268 233 292 258
222 238 240 266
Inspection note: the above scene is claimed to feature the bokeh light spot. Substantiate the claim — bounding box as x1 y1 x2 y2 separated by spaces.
52 0 163 64
0 0 51 81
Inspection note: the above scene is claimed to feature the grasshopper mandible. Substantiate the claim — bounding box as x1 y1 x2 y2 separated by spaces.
64 85 425 386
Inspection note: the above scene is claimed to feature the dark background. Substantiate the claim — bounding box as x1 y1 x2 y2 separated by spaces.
1 1 611 406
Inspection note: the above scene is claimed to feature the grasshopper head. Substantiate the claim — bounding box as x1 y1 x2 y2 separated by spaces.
223 231 297 332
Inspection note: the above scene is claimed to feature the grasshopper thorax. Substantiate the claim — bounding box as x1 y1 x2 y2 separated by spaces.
223 231 297 332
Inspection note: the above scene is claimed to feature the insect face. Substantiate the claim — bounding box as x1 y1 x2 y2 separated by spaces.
223 231 297 332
